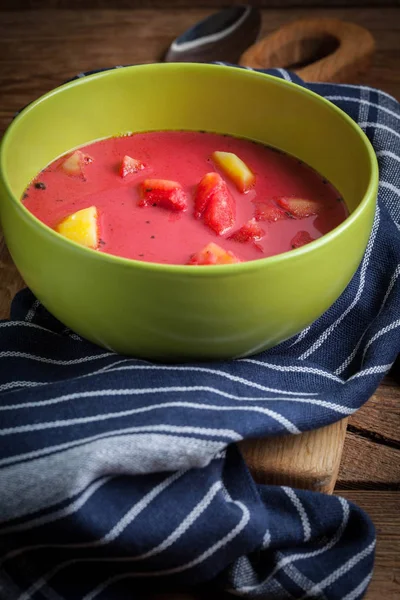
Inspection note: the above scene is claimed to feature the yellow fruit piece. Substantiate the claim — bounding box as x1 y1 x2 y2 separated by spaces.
211 151 255 193
56 206 99 249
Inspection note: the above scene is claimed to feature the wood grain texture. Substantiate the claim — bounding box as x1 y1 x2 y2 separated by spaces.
337 432 400 490
348 377 400 444
336 378 400 490
0 7 399 136
239 418 347 493
240 17 375 83
1 1 399 9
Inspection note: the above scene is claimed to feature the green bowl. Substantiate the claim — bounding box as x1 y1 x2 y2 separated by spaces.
0 63 378 360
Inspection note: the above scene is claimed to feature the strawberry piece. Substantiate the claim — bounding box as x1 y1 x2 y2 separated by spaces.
254 202 288 222
119 155 146 178
61 150 93 178
291 231 315 249
228 218 265 243
187 242 240 265
277 197 322 219
139 179 187 212
195 172 235 235
194 172 223 218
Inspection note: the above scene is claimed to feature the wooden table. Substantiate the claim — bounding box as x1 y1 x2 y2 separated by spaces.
0 6 399 599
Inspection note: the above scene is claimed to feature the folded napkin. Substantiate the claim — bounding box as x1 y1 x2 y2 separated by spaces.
0 67 399 600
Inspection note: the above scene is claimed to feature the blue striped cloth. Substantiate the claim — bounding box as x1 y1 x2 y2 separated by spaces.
0 67 399 600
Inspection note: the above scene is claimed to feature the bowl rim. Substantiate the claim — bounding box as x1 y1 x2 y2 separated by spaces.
0 62 379 276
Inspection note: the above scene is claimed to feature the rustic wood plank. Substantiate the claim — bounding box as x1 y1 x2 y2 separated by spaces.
0 242 25 321
336 378 400 489
1 1 398 10
348 377 400 444
239 418 347 494
0 7 399 139
337 431 400 490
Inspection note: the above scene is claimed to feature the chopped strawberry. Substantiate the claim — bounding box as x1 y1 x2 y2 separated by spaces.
228 218 265 243
119 155 146 178
277 197 322 219
195 172 235 235
139 179 187 212
187 242 240 265
291 231 315 249
254 202 289 222
61 150 93 178
194 172 223 218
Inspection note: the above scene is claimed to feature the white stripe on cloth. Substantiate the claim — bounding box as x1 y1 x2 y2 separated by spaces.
299 205 380 360
24 299 40 323
0 400 300 436
90 364 319 396
289 326 312 347
298 540 375 599
2 470 185 569
262 529 271 549
325 96 400 121
0 321 59 335
0 381 47 392
8 481 222 569
0 426 238 470
239 359 343 383
0 351 116 365
282 488 312 542
53 363 317 397
230 497 349 593
376 150 400 163
335 264 400 374
282 563 327 600
340 573 373 600
358 122 400 139
0 388 324 412
361 318 400 364
16 496 250 600
379 181 400 197
349 363 395 379
332 83 398 103
276 68 292 81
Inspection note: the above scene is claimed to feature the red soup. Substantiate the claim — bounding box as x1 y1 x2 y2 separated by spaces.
22 131 348 265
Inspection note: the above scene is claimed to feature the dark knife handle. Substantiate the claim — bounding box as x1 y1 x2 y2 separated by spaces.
164 5 261 64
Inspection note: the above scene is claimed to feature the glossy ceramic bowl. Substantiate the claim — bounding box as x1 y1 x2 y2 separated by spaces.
0 63 378 360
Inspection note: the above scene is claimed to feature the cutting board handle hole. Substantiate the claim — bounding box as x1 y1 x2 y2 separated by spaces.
271 35 340 70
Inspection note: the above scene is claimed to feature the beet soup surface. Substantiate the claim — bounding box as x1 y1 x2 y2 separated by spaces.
23 131 348 265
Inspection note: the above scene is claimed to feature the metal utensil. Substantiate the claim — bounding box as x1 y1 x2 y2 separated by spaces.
164 5 261 64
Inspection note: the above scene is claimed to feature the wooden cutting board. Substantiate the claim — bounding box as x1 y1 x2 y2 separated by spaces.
0 17 375 494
